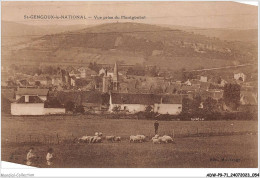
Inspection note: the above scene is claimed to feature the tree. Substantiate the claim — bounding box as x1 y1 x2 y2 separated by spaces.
223 83 241 110
65 101 75 112
181 97 192 114
192 95 202 111
172 88 177 94
101 93 110 105
89 62 93 70
44 97 62 108
89 62 100 73
35 81 41 87
203 97 217 113
126 64 145 76
75 105 85 114
146 66 158 77
75 79 89 87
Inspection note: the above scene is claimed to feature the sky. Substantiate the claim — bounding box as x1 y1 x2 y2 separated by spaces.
1 1 258 29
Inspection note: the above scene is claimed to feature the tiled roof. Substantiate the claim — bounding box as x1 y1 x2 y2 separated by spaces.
54 90 103 105
110 93 183 105
199 89 223 100
111 93 155 105
160 95 183 104
16 88 49 96
16 95 44 103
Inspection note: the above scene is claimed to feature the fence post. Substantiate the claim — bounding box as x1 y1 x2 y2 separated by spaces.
72 134 75 144
172 129 175 138
57 133 60 144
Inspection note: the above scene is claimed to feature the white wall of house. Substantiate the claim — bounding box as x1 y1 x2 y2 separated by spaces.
44 108 66 115
234 73 246 81
52 78 62 86
39 80 47 85
15 95 47 101
109 104 148 113
11 103 65 115
200 76 208 82
71 79 76 86
11 103 45 115
80 71 86 78
154 103 182 115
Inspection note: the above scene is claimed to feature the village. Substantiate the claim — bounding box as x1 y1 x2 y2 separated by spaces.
1 0 259 171
1 61 257 120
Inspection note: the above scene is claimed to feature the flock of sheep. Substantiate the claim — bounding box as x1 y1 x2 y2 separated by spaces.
78 132 174 144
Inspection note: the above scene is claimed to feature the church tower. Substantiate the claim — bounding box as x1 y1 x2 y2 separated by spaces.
112 62 119 91
102 69 109 93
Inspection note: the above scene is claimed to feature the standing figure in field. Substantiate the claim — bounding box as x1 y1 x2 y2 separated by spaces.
154 120 159 134
26 147 36 166
46 148 54 166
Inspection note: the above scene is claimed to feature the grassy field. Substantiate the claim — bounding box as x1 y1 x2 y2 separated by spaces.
1 115 258 168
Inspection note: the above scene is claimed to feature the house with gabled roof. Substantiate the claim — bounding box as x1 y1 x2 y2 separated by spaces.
154 95 183 115
109 93 184 115
77 67 97 78
16 88 49 101
69 70 81 79
11 88 65 115
234 72 246 82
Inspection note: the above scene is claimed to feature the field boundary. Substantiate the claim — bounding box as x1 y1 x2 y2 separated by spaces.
7 130 257 146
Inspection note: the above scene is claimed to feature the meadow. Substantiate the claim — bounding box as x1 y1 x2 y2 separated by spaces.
1 114 258 168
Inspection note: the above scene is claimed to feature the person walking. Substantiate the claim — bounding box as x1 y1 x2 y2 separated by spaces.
46 148 54 166
154 120 159 134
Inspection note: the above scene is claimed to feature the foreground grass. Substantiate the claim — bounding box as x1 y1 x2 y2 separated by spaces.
2 115 258 141
1 115 258 168
2 135 257 168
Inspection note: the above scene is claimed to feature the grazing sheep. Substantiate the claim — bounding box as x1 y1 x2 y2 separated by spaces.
106 136 115 142
87 136 95 143
114 137 121 142
152 138 161 144
78 136 94 143
130 135 143 143
92 136 102 143
129 135 135 142
78 136 88 143
158 136 167 143
130 135 138 143
155 134 159 138
152 134 160 140
136 135 146 142
158 135 173 144
162 135 174 143
95 132 103 137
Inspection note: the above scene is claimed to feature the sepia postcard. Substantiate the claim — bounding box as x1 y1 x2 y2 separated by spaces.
1 0 259 177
